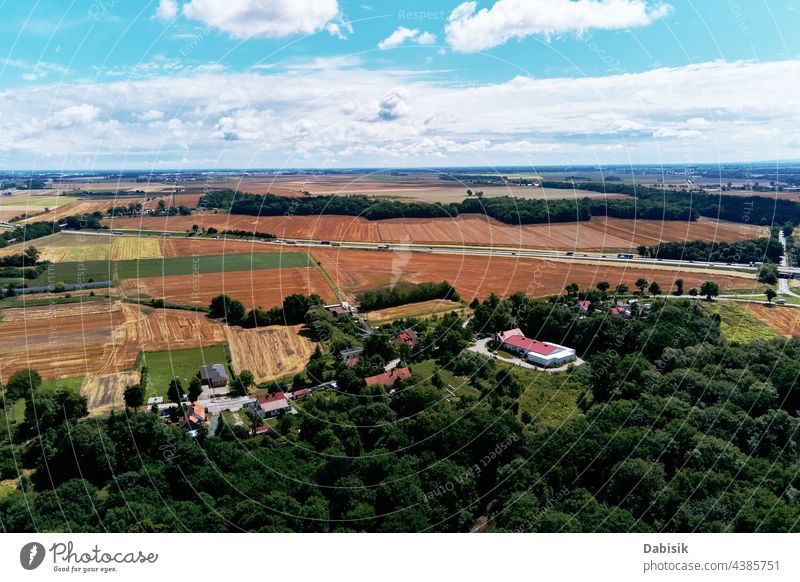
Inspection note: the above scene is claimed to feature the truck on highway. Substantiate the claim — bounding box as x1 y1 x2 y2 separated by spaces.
617 253 634 259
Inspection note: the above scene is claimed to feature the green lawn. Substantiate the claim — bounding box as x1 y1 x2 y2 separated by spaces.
18 260 115 285
138 345 229 399
411 359 481 399
516 371 583 428
116 252 311 280
39 376 84 393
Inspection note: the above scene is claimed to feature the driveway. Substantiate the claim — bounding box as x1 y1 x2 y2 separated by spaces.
468 338 584 373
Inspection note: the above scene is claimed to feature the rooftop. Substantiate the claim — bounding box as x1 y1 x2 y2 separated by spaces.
199 363 228 384
365 367 412 386
503 335 560 356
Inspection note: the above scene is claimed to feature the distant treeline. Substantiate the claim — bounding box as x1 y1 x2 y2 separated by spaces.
643 238 783 264
220 229 277 240
209 292 323 328
358 281 460 312
199 190 693 225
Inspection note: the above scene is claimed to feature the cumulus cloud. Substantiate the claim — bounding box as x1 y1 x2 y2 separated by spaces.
377 89 409 120
182 0 347 39
1 59 799 168
154 0 179 21
378 27 437 49
446 0 672 52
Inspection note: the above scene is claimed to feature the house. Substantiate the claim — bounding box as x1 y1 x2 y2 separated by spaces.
199 363 228 388
179 402 208 430
289 388 311 399
325 302 355 316
395 328 418 348
365 367 412 386
576 300 592 315
340 347 363 367
250 392 292 419
251 425 271 436
496 329 576 368
609 306 628 317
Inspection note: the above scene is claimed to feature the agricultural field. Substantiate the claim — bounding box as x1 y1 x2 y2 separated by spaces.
312 248 754 304
364 299 466 323
224 324 315 383
104 214 765 251
115 251 311 280
111 236 162 260
138 344 229 399
120 266 335 309
80 370 140 414
0 301 228 380
699 301 780 343
740 303 800 336
0 232 113 262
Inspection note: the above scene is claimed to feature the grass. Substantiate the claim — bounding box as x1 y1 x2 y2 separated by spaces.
411 359 481 399
116 252 312 280
0 195 73 207
516 371 582 428
39 377 84 393
700 301 779 343
0 294 112 310
35 260 114 285
138 344 229 399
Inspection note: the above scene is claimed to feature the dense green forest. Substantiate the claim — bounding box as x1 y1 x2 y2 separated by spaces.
357 281 459 311
639 237 783 264
0 213 106 249
2 291 800 532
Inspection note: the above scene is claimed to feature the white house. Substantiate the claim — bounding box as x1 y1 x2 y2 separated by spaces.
496 329 576 367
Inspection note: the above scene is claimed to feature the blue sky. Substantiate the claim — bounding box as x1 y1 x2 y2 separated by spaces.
0 0 799 169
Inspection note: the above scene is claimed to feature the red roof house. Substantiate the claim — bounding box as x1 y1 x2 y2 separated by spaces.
365 367 412 386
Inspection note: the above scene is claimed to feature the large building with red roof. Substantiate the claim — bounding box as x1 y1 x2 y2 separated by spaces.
496 329 576 367
365 367 412 386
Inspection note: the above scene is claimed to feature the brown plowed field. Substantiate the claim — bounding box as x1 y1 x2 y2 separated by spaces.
745 304 800 336
160 237 275 257
119 267 336 309
81 370 140 414
365 299 467 323
312 248 754 303
224 324 315 382
105 214 765 251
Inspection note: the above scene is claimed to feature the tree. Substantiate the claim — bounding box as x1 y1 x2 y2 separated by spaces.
167 378 184 405
123 383 145 408
4 368 42 401
564 282 579 297
635 278 648 295
615 283 629 296
187 376 204 402
700 281 720 301
238 370 255 393
596 281 610 296
648 281 662 296
765 288 778 304
758 264 779 286
208 294 245 323
689 288 698 297
674 279 684 296
24 246 40 263
636 244 648 257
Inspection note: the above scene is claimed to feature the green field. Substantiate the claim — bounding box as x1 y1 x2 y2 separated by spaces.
0 195 74 207
700 301 779 343
39 377 84 393
116 252 311 280
138 345 229 399
21 260 114 285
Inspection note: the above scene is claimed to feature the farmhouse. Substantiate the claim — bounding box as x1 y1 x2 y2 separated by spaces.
199 364 228 388
609 306 628 317
325 301 355 317
576 300 592 315
250 392 292 419
365 367 412 386
496 329 576 367
340 347 363 367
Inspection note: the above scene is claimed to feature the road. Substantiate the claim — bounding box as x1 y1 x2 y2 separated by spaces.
778 230 800 298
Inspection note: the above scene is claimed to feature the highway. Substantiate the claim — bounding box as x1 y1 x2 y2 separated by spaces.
58 228 800 277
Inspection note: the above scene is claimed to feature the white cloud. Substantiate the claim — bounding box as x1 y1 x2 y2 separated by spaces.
182 0 347 39
1 59 799 168
446 0 672 52
378 27 437 50
155 0 179 21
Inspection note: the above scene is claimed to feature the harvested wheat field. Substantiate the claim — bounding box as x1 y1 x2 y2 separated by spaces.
225 324 315 382
111 236 162 260
81 370 140 414
0 232 113 262
105 214 765 251
0 301 227 380
313 248 753 303
120 267 336 309
744 304 800 336
160 237 275 258
365 299 466 323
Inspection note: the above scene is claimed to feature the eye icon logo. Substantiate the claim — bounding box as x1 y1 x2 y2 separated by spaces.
20 542 46 570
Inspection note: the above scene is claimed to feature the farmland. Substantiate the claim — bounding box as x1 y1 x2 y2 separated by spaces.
224 324 316 383
364 299 466 323
312 248 754 303
80 370 141 414
120 267 335 309
115 251 311 279
699 301 780 342
104 214 765 251
740 303 800 336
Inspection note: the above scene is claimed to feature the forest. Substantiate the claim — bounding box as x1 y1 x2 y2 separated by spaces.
640 237 783 264
2 292 800 532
